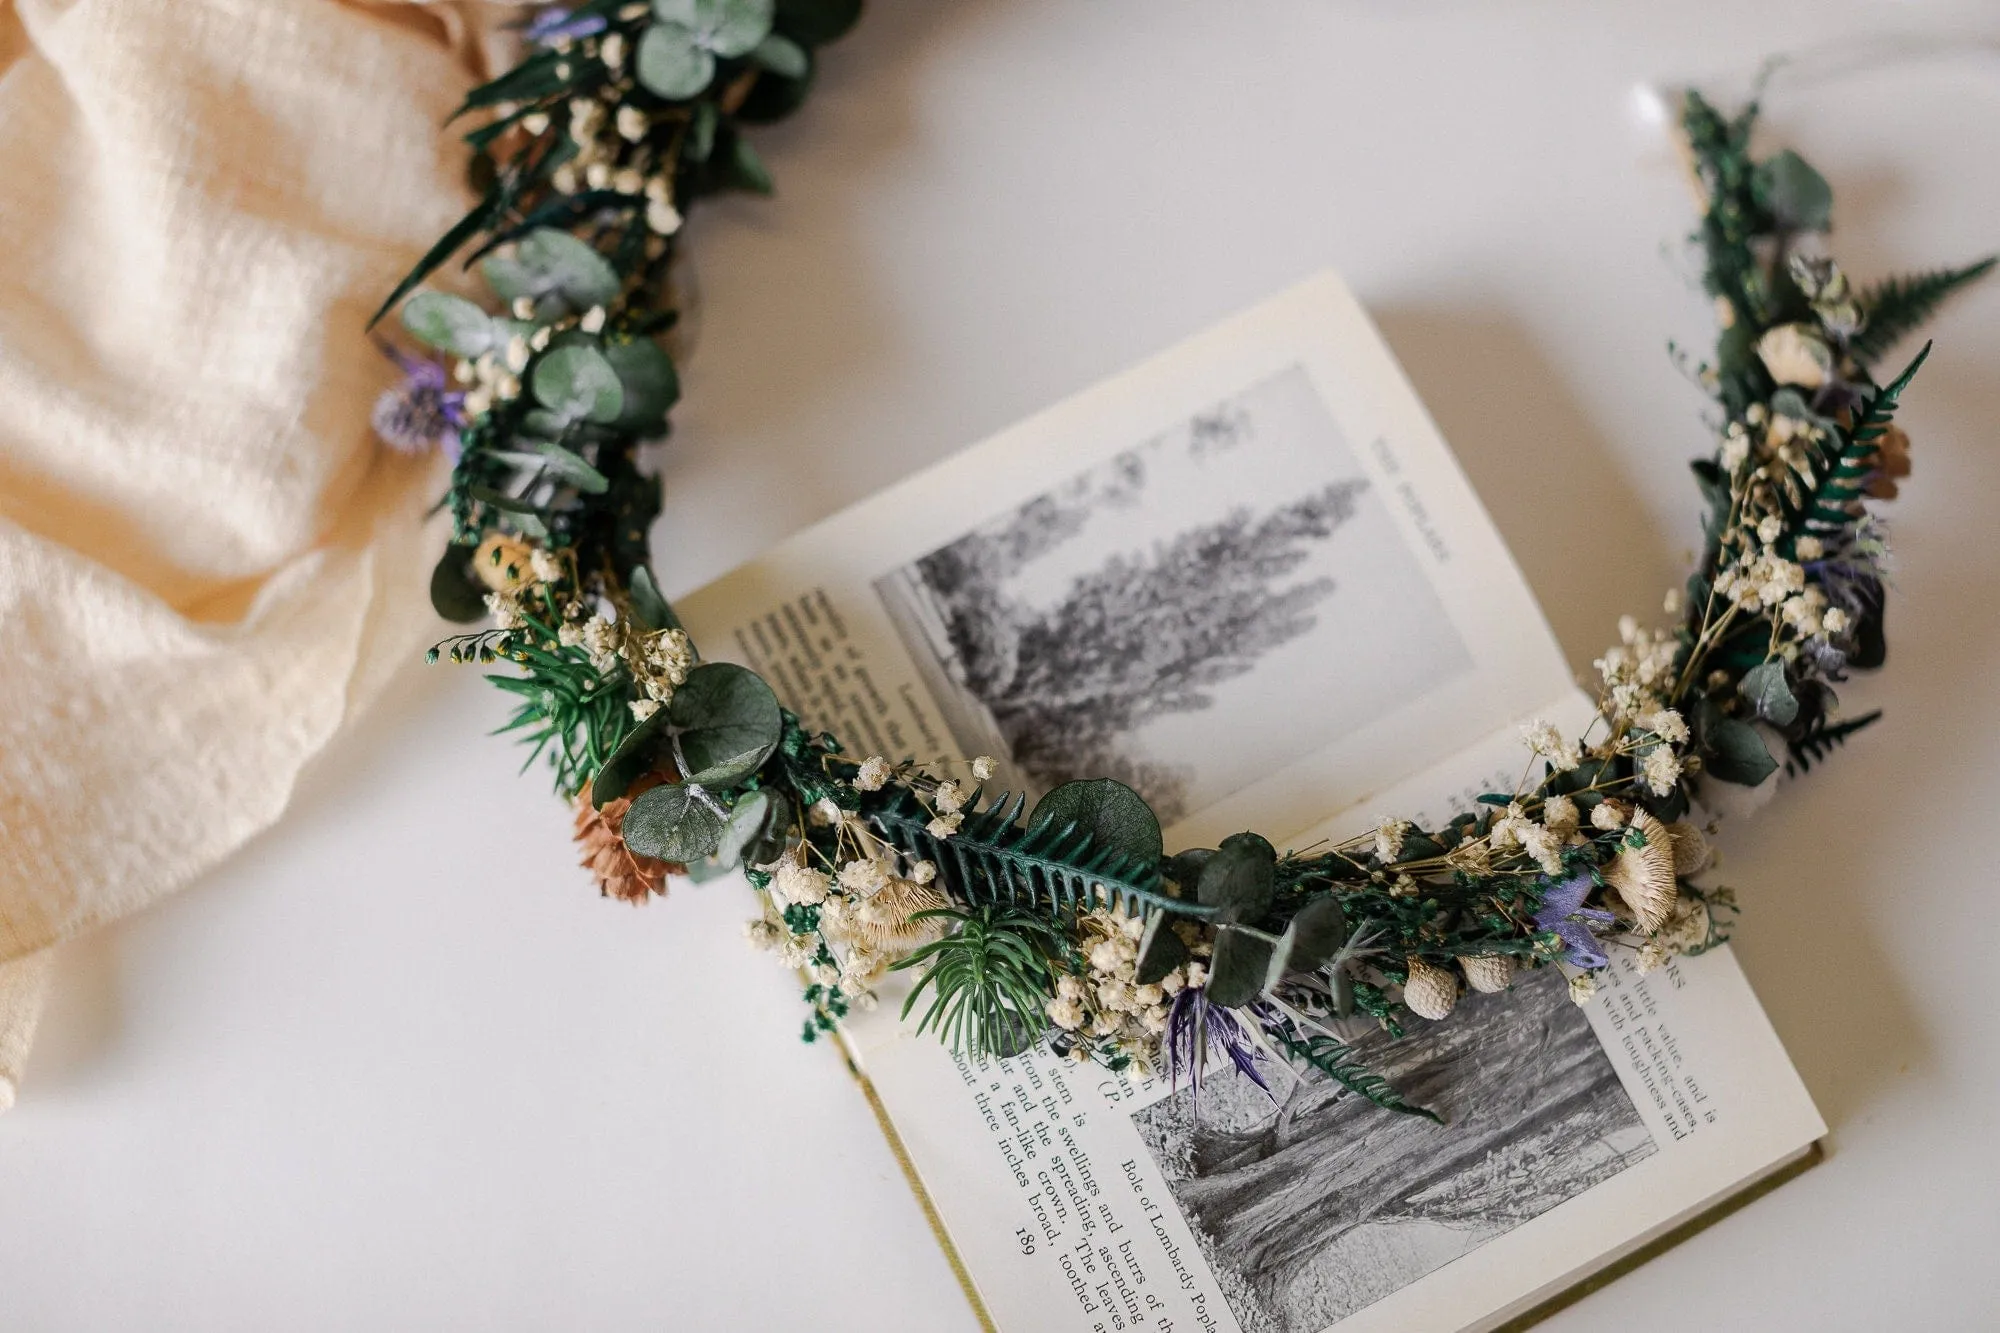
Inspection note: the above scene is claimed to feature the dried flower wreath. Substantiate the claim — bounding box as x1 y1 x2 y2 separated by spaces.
371 3 1991 1117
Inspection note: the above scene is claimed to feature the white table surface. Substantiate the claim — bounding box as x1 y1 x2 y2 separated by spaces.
7 2 2000 1328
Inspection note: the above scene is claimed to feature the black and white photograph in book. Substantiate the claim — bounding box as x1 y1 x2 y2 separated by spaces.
872 366 1471 825
1131 970 1656 1333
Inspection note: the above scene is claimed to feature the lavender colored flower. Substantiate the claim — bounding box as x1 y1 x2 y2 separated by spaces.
1533 869 1614 969
524 7 607 44
371 342 465 458
1164 986 1272 1115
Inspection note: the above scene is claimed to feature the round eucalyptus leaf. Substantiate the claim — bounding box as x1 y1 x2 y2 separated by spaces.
1134 912 1189 986
531 345 625 423
401 291 497 356
590 707 674 807
636 23 715 99
429 543 488 623
749 33 807 78
518 407 571 439
670 0 775 56
1196 832 1277 920
1279 896 1349 976
1204 925 1276 1009
602 337 680 430
515 229 621 310
478 251 540 304
532 441 611 494
1702 716 1777 787
1737 661 1799 727
711 789 774 870
1029 778 1162 868
669 662 782 789
1755 149 1833 232
623 782 727 862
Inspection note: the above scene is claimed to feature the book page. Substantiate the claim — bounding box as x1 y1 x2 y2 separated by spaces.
675 272 1570 848
676 275 1824 1331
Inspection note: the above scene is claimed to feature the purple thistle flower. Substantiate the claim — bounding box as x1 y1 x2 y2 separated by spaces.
371 341 465 459
1164 987 1273 1116
1533 869 1615 969
524 7 607 44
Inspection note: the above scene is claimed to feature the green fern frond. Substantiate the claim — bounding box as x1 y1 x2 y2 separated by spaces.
865 788 1213 921
1850 258 1996 367
1797 343 1929 536
892 906 1059 1060
1784 709 1883 777
1264 1017 1441 1123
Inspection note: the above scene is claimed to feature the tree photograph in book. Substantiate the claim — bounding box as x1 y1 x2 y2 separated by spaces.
1131 970 1655 1333
873 367 1471 824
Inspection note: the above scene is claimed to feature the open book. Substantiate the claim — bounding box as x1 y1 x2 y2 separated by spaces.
676 274 1825 1333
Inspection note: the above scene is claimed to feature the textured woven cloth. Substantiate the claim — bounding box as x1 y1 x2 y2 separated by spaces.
0 0 502 1110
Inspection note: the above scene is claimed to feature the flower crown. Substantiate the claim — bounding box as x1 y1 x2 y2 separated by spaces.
371 4 1991 1116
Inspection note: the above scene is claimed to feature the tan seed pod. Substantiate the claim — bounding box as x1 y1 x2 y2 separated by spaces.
1459 953 1515 994
1666 821 1712 877
474 532 536 591
842 877 948 952
1604 810 1679 933
1403 956 1458 1021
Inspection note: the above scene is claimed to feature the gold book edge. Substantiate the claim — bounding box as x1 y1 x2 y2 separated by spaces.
831 1023 1822 1333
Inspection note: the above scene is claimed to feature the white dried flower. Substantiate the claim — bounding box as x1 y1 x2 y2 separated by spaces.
646 197 683 235
615 104 647 142
836 858 891 897
926 813 962 839
1757 323 1834 389
1642 746 1683 797
1568 971 1598 1005
1757 514 1784 545
1822 606 1850 635
771 858 831 907
1636 942 1671 974
1638 707 1689 744
628 697 660 722
779 935 817 968
1045 998 1084 1031
1541 794 1579 839
1184 962 1208 989
503 334 531 374
1720 431 1751 473
551 164 579 195
529 326 552 351
971 755 997 781
808 798 841 827
520 111 551 137
484 590 526 631
612 166 644 196
600 32 626 70
1522 719 1581 772
579 305 607 334
1591 801 1629 833
528 548 564 585
1795 535 1825 560
1373 817 1409 865
742 918 783 952
1517 823 1565 876
853 755 892 792
907 859 937 885
933 781 967 814
584 161 611 191
1088 939 1126 973
1663 586 1683 615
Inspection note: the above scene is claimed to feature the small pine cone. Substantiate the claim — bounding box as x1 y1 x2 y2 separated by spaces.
573 776 678 903
1459 953 1515 994
1403 955 1458 1021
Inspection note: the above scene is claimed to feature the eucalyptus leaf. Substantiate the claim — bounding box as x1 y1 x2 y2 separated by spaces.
1738 660 1799 726
727 134 774 194
400 291 498 356
656 0 775 56
712 789 774 870
1756 149 1833 231
1197 832 1276 921
626 564 681 633
1705 716 1779 786
623 782 727 862
591 707 673 807
531 345 625 424
1029 779 1162 868
669 662 782 789
429 543 487 623
1281 896 1349 976
1134 912 1189 986
750 33 808 77
483 228 622 313
533 440 611 494
1205 925 1276 1009
636 23 715 99
602 336 680 430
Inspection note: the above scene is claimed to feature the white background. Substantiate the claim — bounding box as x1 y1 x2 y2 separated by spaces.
6 1 1999 1328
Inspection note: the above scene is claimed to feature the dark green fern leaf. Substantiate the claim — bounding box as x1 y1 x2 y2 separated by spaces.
1785 709 1882 777
1265 1018 1441 1123
1797 343 1929 536
865 788 1212 921
1850 258 1996 368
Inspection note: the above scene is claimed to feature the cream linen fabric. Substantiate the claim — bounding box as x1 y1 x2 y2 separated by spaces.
0 0 508 1109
